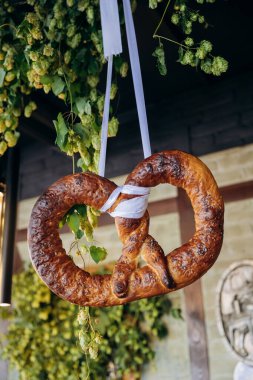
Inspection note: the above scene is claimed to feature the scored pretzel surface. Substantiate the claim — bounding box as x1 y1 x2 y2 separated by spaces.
28 150 224 307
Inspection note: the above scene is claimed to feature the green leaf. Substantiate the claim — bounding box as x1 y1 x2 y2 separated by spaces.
53 113 68 151
67 212 80 234
171 308 183 320
75 229 84 240
52 76 65 95
75 205 87 218
89 246 107 264
40 75 52 85
177 46 184 63
88 60 100 75
73 123 89 140
0 68 6 87
75 97 91 115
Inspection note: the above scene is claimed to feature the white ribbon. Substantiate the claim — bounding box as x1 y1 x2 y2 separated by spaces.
98 0 151 218
101 185 150 219
98 0 122 177
98 55 113 178
122 0 151 159
99 0 122 58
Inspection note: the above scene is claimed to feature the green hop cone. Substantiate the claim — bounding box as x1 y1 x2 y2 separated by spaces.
211 56 228 76
182 50 195 65
110 83 118 100
108 117 119 137
64 51 71 65
12 108 21 117
4 131 20 147
196 46 207 60
5 71 15 82
77 142 91 166
200 40 213 53
200 59 213 74
87 206 98 228
171 13 180 25
184 37 194 47
43 44 54 57
29 51 39 62
86 6 94 25
24 105 32 118
87 75 99 88
30 26 43 40
66 0 74 7
198 15 205 23
190 12 198 22
87 207 98 228
77 308 89 325
78 0 89 12
91 133 100 150
97 96 104 113
67 24 76 38
26 12 38 25
152 43 167 76
88 345 98 360
83 221 93 242
0 140 7 155
79 330 90 351
120 62 128 78
89 89 97 102
70 33 82 49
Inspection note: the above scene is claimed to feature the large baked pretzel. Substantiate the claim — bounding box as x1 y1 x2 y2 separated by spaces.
28 150 224 307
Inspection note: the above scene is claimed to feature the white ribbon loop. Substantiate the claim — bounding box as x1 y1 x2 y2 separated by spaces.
110 196 149 219
100 186 123 213
100 185 150 219
99 0 152 218
99 0 122 58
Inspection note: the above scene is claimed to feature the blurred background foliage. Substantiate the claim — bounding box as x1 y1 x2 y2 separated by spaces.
0 265 182 380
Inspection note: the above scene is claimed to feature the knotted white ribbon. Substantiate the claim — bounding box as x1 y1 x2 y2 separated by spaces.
98 0 151 219
100 185 150 219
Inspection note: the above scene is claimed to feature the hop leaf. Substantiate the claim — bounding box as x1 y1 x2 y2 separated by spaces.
53 113 69 152
89 246 107 264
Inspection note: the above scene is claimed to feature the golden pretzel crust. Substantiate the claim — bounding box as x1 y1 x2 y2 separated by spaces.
28 150 224 307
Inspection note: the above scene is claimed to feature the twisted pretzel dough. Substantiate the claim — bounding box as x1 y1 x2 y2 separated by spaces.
28 150 224 307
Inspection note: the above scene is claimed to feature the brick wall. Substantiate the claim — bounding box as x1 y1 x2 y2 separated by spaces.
18 69 253 200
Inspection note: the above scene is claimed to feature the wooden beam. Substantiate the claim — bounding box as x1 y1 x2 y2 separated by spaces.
178 188 210 380
220 180 253 203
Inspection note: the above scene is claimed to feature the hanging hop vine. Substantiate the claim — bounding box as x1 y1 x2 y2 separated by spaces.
152 0 228 76
0 0 128 160
0 265 181 380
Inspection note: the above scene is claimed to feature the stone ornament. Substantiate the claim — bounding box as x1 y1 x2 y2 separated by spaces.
234 362 253 380
28 150 224 307
217 260 253 365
